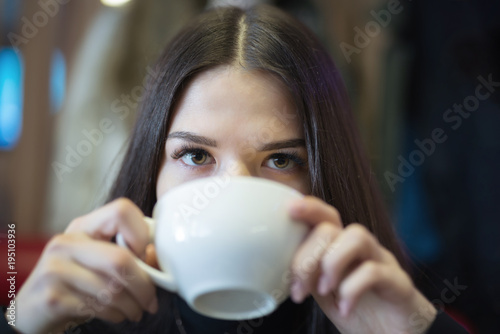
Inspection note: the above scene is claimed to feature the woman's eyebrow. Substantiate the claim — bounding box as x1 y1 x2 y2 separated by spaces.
167 131 218 147
258 139 305 151
167 132 305 151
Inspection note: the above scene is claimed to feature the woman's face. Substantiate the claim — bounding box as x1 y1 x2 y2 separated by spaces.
156 66 310 198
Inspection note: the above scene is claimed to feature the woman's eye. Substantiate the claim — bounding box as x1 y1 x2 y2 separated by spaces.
180 150 213 166
265 153 299 170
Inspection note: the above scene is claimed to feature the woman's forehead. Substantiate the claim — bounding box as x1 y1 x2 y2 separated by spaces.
180 66 292 106
168 66 301 138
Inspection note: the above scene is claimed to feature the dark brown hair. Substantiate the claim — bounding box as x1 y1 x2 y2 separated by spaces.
107 4 404 333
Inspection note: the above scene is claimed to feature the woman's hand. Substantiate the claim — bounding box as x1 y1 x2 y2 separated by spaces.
13 198 158 334
288 196 437 334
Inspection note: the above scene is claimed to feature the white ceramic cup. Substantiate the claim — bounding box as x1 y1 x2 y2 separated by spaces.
116 175 308 320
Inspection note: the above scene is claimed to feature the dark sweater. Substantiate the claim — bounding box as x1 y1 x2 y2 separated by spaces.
2 292 469 333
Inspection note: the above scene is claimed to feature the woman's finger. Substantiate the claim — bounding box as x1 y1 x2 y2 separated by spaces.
290 221 341 303
145 244 159 269
61 283 136 325
317 223 385 296
65 198 149 257
289 196 343 229
20 280 127 333
53 260 145 322
45 233 158 314
59 284 129 325
336 260 414 317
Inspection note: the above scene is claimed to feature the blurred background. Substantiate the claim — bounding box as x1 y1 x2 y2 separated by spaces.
0 0 499 332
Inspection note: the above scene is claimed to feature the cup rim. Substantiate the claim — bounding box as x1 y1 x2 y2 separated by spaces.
153 175 303 216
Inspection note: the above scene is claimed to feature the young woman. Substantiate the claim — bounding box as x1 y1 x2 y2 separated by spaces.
6 5 468 334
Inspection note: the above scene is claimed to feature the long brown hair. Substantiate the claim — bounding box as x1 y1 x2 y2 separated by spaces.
108 4 404 333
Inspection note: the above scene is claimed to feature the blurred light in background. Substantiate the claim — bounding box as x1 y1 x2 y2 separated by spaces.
50 49 66 113
100 0 133 8
0 47 24 150
208 0 262 8
0 0 22 30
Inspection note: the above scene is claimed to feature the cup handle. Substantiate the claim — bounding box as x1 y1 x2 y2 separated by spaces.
116 217 178 292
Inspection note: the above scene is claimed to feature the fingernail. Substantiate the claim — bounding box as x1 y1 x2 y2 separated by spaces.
291 281 306 303
317 275 330 296
148 297 159 313
339 300 349 318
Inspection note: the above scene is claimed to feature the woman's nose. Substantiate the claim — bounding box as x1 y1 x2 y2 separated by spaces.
218 160 254 178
